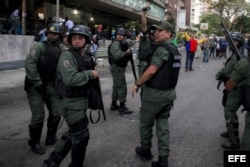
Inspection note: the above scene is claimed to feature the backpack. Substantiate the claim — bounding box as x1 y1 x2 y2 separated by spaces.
210 40 216 49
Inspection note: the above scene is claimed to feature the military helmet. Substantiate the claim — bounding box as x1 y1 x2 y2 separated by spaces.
46 23 63 36
68 25 91 45
116 27 126 36
231 32 244 47
62 31 69 37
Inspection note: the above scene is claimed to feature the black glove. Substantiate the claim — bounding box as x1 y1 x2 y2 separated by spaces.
36 85 45 95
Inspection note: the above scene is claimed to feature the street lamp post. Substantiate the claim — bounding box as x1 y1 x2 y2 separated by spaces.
22 0 26 35
56 0 60 23
176 0 179 32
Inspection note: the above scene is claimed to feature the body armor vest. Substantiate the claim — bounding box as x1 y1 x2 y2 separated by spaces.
55 48 95 97
146 43 181 90
138 39 154 61
108 40 131 68
37 41 61 82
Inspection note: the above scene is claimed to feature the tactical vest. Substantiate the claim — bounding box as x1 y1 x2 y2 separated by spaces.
37 41 61 82
108 40 131 68
55 48 95 97
138 39 154 61
146 43 181 90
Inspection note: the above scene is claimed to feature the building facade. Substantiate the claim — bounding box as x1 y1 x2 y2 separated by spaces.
0 0 166 36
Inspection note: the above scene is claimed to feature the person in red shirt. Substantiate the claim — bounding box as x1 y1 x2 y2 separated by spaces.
183 32 205 71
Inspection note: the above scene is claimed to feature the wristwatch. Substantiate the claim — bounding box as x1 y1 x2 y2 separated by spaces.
135 80 141 87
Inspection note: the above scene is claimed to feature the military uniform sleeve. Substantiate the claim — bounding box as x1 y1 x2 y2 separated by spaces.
126 39 136 47
215 55 238 80
110 41 127 60
150 45 169 68
230 58 250 83
139 36 150 52
57 51 93 86
25 42 45 87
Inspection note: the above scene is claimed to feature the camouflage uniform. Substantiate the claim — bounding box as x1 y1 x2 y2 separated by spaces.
227 57 250 150
24 23 63 155
42 25 97 167
133 21 181 167
109 28 135 114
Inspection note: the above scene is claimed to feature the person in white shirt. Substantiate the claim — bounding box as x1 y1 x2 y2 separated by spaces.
64 17 74 33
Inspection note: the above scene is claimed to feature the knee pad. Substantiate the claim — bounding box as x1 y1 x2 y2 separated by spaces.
69 118 89 133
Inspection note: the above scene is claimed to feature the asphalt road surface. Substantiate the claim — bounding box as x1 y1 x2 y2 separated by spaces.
0 53 246 167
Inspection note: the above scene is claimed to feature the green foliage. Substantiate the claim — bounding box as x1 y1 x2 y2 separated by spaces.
232 15 250 33
200 13 222 35
199 0 250 34
124 20 140 32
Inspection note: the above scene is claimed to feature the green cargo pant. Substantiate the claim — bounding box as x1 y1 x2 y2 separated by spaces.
241 112 250 150
26 85 61 126
110 65 127 103
140 100 172 157
224 89 241 141
53 107 89 164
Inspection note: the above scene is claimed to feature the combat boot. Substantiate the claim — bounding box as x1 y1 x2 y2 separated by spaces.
110 100 119 110
45 117 61 145
28 123 45 155
119 102 133 114
43 138 72 167
221 138 240 149
45 128 57 145
151 156 168 167
220 131 229 138
68 163 86 167
71 139 88 167
135 146 153 160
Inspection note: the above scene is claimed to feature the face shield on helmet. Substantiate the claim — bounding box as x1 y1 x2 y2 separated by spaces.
67 25 91 45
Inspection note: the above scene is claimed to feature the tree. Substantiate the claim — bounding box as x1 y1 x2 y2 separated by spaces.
209 0 249 20
200 13 222 35
232 15 250 33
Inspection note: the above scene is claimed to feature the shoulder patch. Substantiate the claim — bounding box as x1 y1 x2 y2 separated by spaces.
30 49 36 57
63 60 70 68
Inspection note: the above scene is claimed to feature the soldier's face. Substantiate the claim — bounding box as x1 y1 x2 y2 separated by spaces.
47 32 60 44
71 35 86 49
154 29 171 43
116 34 124 41
232 39 239 47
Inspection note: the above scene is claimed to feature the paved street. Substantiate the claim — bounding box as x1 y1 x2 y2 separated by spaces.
0 51 246 167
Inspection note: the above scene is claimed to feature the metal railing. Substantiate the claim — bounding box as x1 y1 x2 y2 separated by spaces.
0 13 37 35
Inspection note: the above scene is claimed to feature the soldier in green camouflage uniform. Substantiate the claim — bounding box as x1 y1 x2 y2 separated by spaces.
137 10 155 98
108 27 136 114
215 32 244 149
131 21 181 167
138 10 154 78
226 56 250 150
24 23 63 155
42 25 98 167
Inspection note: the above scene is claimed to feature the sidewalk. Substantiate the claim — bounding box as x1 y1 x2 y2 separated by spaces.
0 46 185 92
0 61 110 93
0 68 25 92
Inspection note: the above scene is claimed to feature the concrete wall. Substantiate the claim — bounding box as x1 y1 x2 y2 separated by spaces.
0 35 34 62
